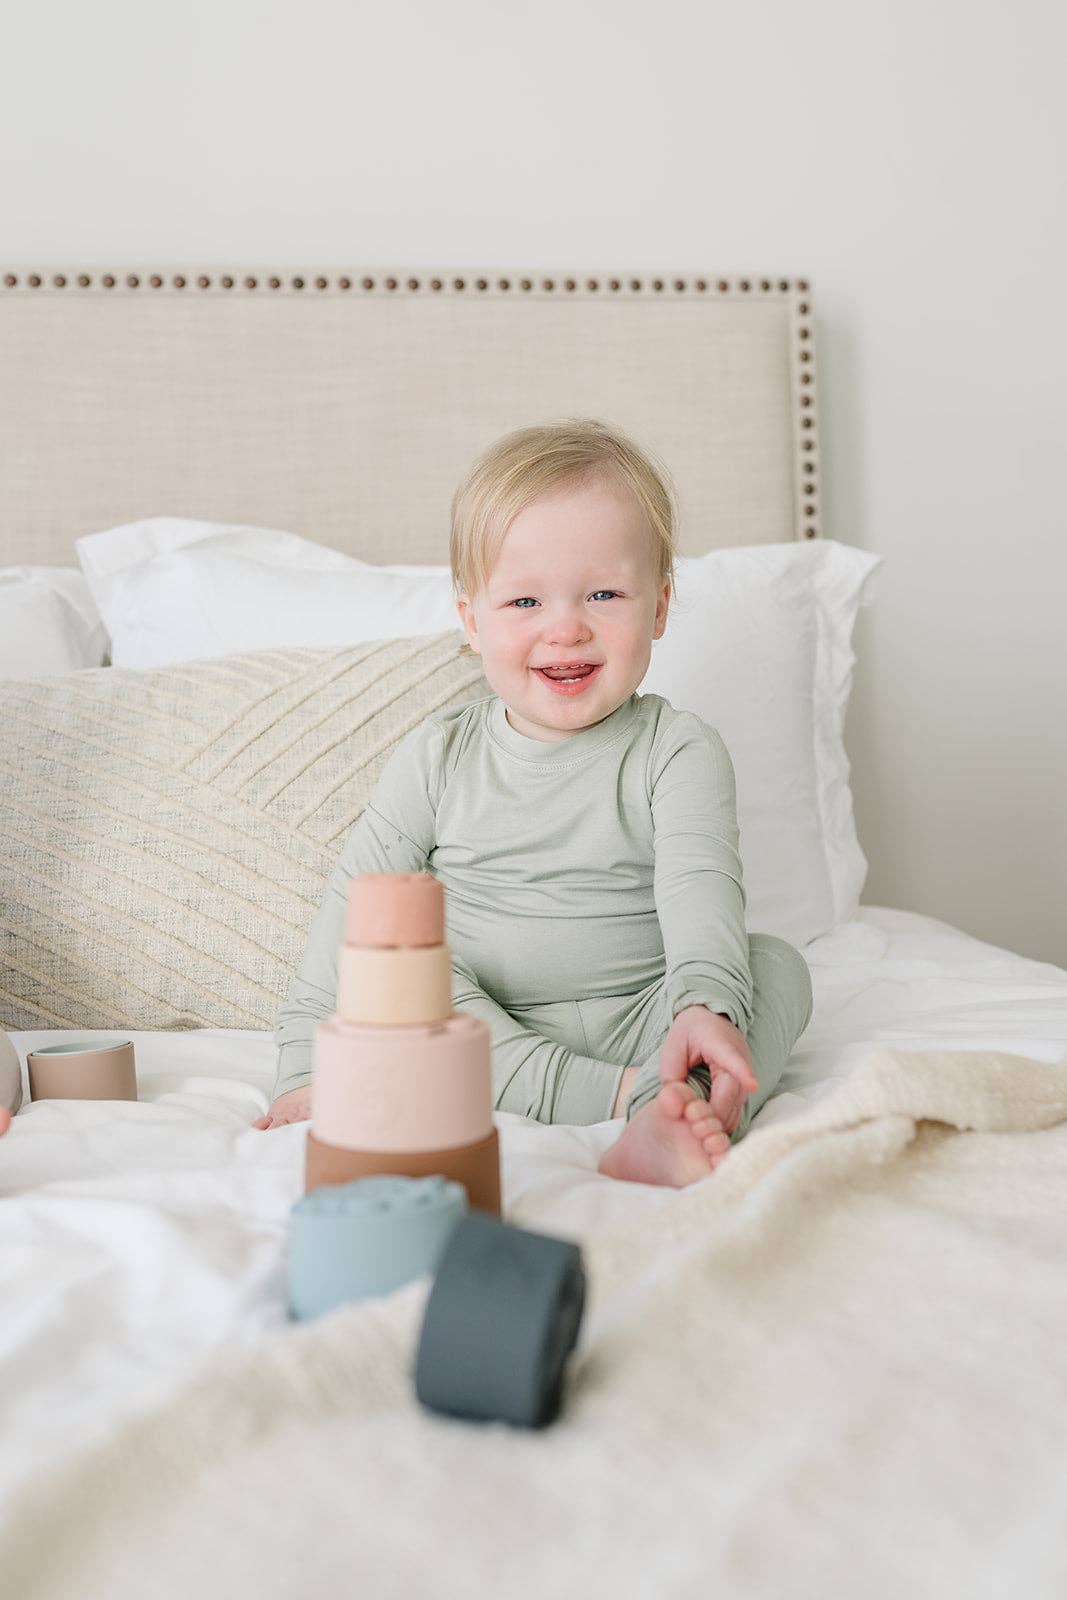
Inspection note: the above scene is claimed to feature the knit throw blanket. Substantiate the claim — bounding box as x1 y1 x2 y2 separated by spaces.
6 1045 1067 1600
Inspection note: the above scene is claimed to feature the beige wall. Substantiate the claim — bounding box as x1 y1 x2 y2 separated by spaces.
4 0 1065 964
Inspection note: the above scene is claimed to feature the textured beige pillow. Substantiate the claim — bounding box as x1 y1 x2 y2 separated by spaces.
0 629 490 1030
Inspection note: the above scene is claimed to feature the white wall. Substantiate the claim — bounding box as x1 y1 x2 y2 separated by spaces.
5 0 1065 964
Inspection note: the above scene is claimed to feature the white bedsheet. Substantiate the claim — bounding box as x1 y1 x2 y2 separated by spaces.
3 904 1066 1522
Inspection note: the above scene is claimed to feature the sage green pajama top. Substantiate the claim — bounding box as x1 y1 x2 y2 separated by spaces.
273 691 812 1130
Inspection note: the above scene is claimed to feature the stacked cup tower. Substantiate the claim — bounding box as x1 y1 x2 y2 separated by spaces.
305 870 501 1215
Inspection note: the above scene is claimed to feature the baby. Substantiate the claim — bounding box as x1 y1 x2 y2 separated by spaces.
253 418 813 1187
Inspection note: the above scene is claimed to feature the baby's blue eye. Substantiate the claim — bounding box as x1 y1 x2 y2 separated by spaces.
510 592 618 608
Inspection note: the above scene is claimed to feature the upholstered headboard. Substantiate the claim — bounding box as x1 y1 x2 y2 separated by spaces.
0 266 820 567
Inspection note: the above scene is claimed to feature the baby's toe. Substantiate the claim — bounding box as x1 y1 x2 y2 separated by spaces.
683 1100 721 1128
703 1131 731 1157
690 1113 723 1139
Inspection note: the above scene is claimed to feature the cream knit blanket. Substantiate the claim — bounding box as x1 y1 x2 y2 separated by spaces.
7 1045 1067 1600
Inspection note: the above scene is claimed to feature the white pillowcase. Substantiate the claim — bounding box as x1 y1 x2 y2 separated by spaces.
76 517 881 946
75 518 459 668
0 566 109 676
647 540 881 945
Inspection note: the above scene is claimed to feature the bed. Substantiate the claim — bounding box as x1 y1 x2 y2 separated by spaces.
2 266 1067 1600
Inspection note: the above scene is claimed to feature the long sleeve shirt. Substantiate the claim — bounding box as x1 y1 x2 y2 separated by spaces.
273 690 753 1124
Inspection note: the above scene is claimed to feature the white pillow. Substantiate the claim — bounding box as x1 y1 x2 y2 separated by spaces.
75 518 458 668
76 517 881 946
643 540 881 945
0 566 109 676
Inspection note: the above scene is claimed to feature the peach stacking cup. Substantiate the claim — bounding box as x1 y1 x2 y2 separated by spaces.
305 871 501 1215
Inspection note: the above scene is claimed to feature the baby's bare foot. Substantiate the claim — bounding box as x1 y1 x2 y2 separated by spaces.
597 1080 732 1188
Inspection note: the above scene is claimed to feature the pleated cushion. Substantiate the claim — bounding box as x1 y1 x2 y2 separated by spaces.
0 629 488 1029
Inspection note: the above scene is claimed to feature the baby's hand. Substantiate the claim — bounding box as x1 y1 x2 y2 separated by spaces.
659 1005 757 1126
251 1087 311 1129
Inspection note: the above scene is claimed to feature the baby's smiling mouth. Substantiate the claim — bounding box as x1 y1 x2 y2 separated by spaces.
534 664 599 681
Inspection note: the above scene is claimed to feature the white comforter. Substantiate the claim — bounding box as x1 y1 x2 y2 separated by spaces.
3 906 1067 1593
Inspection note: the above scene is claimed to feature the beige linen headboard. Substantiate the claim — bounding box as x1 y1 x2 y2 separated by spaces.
0 266 820 567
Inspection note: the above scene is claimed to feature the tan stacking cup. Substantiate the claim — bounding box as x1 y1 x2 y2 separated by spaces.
305 1124 502 1217
27 1038 137 1102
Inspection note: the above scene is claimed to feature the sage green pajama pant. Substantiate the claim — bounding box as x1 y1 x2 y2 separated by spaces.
510 933 813 1143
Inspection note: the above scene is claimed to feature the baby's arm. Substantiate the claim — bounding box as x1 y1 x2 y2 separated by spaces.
651 717 754 1037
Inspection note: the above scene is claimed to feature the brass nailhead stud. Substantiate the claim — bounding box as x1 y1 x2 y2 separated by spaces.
126 274 139 288
3 274 16 286
739 279 751 291
339 277 351 289
804 527 816 538
102 275 115 287
674 278 686 291
717 280 729 292
476 277 488 290
797 279 809 291
586 278 598 291
520 278 532 290
778 279 790 291
362 277 374 290
696 278 707 291
197 276 210 288
652 278 664 291
630 278 642 291
454 277 466 290
385 277 398 290
292 276 305 289
431 278 443 290
498 278 511 290
407 277 420 290
609 278 621 290
542 278 554 290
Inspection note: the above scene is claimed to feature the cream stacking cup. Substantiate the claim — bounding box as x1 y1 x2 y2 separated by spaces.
304 871 501 1215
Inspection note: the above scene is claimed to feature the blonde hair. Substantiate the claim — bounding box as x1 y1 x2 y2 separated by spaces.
450 418 678 657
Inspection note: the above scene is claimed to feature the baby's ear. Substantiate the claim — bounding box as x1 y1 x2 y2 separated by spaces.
453 597 480 657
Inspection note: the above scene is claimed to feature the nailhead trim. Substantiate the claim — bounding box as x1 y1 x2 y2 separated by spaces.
3 269 812 298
